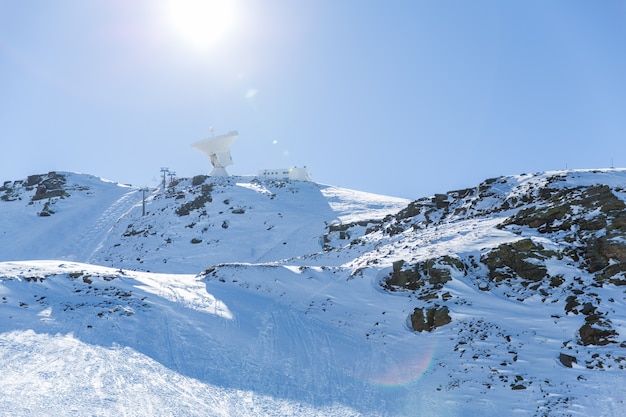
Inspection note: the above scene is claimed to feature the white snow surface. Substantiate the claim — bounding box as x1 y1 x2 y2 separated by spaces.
1 169 626 416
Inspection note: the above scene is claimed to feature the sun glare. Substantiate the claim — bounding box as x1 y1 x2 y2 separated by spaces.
164 0 237 50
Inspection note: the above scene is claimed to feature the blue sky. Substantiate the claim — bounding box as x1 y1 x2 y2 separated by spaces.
1 1 625 199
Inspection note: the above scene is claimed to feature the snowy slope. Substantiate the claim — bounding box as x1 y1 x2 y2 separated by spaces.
2 169 626 416
0 172 408 272
0 172 139 262
93 176 408 273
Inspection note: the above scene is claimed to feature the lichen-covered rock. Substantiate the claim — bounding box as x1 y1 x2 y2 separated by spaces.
410 306 452 332
481 239 554 283
175 184 214 216
579 323 618 346
583 236 626 283
578 307 618 346
38 201 55 217
383 256 466 292
31 172 69 201
565 295 580 314
191 175 207 186
502 185 625 234
384 260 423 291
559 353 577 368
506 203 571 232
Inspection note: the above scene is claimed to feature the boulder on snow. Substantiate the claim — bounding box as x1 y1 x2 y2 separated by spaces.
384 256 465 293
559 353 577 368
410 306 451 332
578 323 618 346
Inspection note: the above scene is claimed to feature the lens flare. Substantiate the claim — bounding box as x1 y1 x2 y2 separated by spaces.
358 338 438 388
245 88 259 99
164 0 237 49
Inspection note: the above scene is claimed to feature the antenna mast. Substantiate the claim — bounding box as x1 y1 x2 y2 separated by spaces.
160 167 169 189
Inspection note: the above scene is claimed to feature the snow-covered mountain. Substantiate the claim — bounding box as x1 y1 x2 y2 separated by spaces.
1 169 626 416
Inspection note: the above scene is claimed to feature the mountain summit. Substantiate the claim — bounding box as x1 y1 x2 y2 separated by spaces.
1 169 625 416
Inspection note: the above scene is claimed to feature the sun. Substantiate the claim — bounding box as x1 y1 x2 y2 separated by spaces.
163 0 237 50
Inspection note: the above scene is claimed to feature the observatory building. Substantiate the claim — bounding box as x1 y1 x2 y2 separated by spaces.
257 167 312 182
191 131 238 176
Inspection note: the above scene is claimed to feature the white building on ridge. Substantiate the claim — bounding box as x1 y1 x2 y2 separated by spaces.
257 167 312 181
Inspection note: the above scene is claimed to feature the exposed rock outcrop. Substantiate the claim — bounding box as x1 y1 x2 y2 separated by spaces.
410 306 451 332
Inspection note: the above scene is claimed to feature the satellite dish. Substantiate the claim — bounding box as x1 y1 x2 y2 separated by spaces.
191 131 238 176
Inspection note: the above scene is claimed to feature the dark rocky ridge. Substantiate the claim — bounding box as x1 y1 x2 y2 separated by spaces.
324 170 626 371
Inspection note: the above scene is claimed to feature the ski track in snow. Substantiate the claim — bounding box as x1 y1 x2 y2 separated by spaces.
57 189 143 264
0 330 362 417
85 189 144 263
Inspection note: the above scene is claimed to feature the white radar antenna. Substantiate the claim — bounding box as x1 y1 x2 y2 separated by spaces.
191 130 238 176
